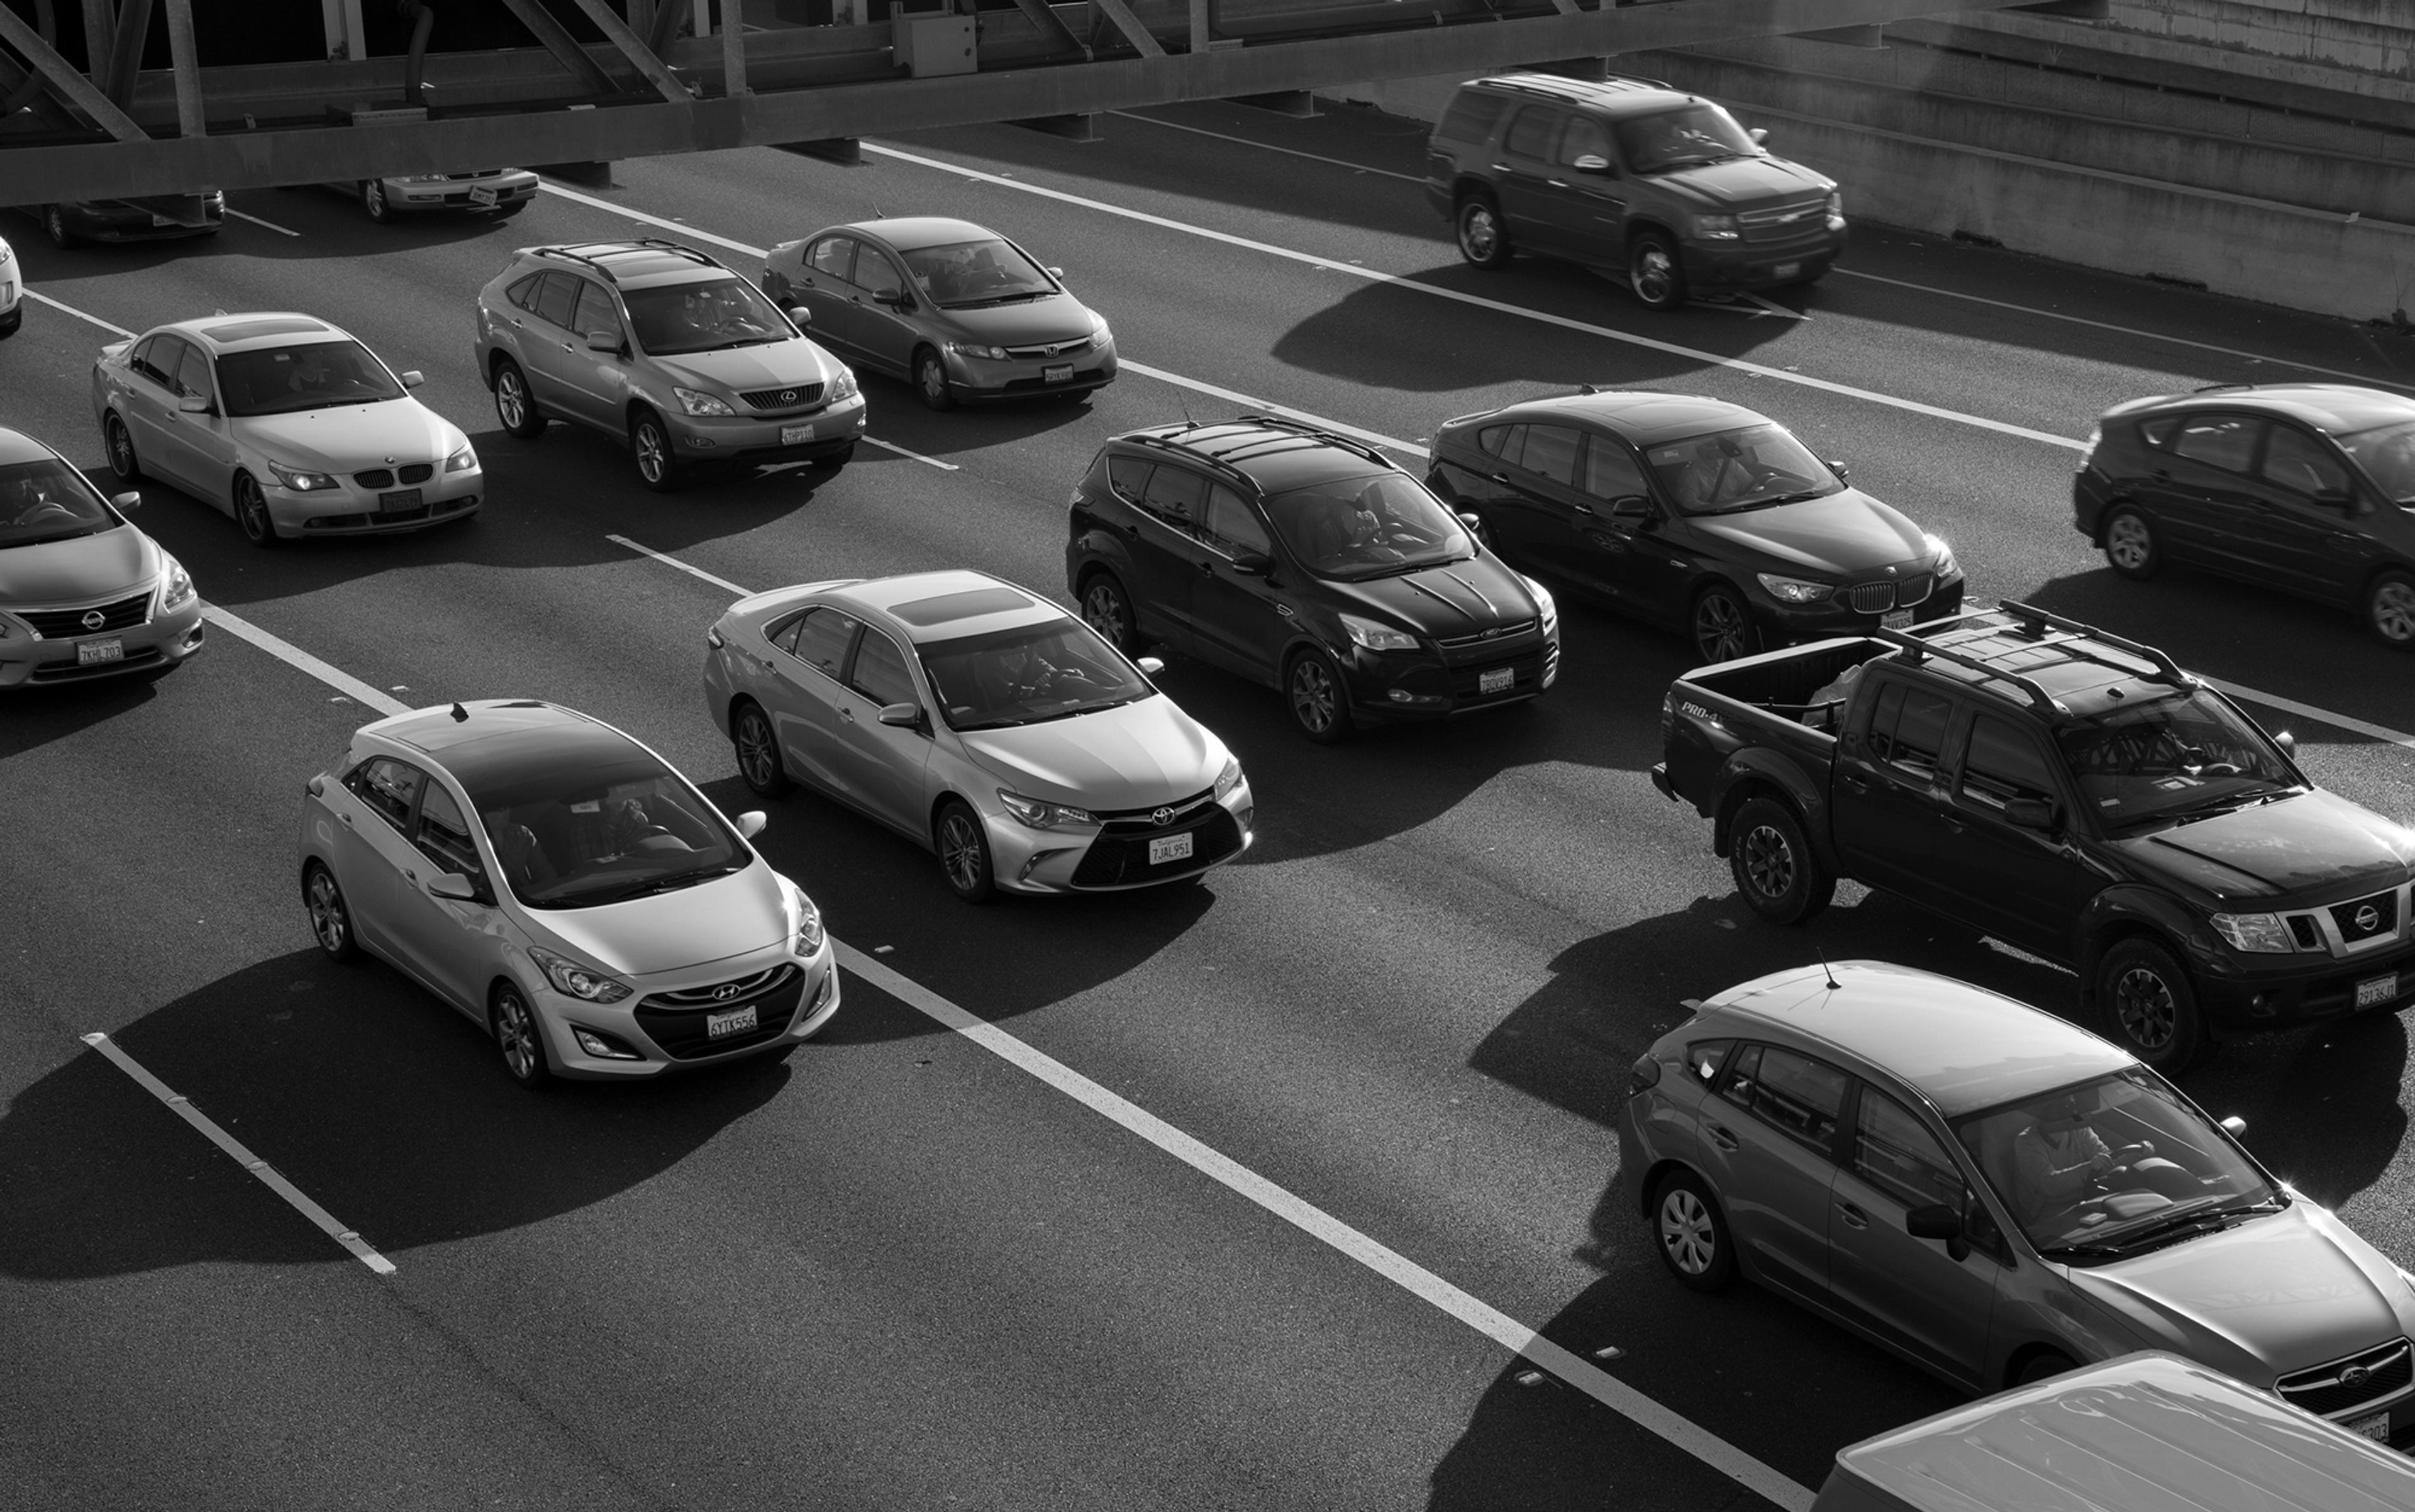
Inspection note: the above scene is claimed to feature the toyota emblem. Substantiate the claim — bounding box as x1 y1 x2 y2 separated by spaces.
80 609 106 631
2341 1363 2372 1389
2355 904 2381 933
1151 806 1175 827
711 984 740 1002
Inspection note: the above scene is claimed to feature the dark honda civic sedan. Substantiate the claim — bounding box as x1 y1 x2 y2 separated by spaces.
1065 416 1559 743
1426 389 1963 664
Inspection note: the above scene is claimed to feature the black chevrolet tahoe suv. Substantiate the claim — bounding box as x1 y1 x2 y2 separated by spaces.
1652 602 2415 1071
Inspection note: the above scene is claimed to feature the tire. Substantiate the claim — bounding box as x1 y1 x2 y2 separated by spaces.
360 179 394 223
630 408 682 492
1728 796 1834 925
233 472 282 548
1652 1170 1737 1292
935 799 996 903
1690 582 1760 664
2102 505 2160 581
491 982 553 1090
2012 1350 2078 1387
1080 571 1138 656
2362 569 2415 651
302 864 359 964
731 701 793 798
914 347 957 411
491 359 545 440
2095 936 2203 1074
103 412 141 483
1455 194 1513 270
1285 648 1354 745
1628 230 1687 311
44 204 75 248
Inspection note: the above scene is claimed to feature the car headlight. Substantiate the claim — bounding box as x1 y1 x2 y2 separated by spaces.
1924 532 1959 579
1755 572 1833 604
444 443 477 474
1520 574 1558 631
398 174 450 185
1088 309 1111 341
999 789 1096 830
266 459 339 492
1694 213 1741 241
528 947 632 1002
2210 912 2296 953
673 386 734 417
1826 189 1844 218
792 891 825 957
1213 754 1243 801
1340 613 1419 652
826 366 858 403
157 555 195 611
948 342 1009 362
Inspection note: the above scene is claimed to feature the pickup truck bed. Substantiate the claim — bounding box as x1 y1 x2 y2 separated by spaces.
1655 637 1887 819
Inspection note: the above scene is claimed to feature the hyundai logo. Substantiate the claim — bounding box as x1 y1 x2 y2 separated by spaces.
2340 1363 2373 1389
1152 806 1175 827
80 609 106 631
2355 904 2382 933
711 983 740 1002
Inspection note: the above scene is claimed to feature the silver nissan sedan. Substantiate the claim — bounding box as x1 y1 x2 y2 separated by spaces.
0 425 204 689
1623 962 2415 1449
298 700 840 1087
701 569 1251 903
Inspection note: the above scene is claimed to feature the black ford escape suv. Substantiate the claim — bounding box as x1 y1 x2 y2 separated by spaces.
1426 73 1845 311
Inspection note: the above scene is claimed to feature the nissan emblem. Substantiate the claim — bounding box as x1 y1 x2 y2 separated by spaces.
81 609 106 631
1152 806 1175 827
2355 904 2381 933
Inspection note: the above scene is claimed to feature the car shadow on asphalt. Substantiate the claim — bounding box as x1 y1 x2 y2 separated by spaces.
0 668 174 760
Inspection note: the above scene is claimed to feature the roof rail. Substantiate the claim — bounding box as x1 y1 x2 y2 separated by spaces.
625 236 721 266
1124 430 1257 490
1992 599 2194 687
1875 624 2066 715
1229 413 1392 469
533 245 621 281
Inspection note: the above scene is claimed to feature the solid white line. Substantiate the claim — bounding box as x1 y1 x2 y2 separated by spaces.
833 943 1816 1512
1107 110 1426 183
863 436 962 471
2210 679 2415 753
537 179 769 260
21 287 135 338
200 604 409 716
1120 359 1428 457
81 1031 396 1276
862 142 2087 453
226 208 300 237
605 532 751 596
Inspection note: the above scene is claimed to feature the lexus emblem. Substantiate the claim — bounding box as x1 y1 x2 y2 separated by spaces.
2355 904 2381 933
2341 1363 2372 1389
711 984 740 1002
780 389 798 403
80 609 106 631
1152 806 1175 827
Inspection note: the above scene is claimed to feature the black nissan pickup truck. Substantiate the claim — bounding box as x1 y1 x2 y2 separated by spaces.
1651 601 2415 1070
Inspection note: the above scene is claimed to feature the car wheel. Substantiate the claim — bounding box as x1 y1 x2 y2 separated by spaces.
360 180 394 223
302 864 359 964
1455 194 1513 270
914 347 957 411
630 408 682 492
2102 505 2160 581
1728 796 1834 925
1629 230 1687 311
491 359 546 440
103 413 141 482
44 204 75 248
1690 582 1760 664
2096 936 2203 1073
2012 1350 2078 1387
2363 570 2415 650
491 982 553 1090
935 799 996 904
1080 571 1138 656
731 701 793 798
233 472 282 548
1652 1170 1737 1292
1285 648 1354 745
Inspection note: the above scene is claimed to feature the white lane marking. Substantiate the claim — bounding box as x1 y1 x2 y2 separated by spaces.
537 179 769 259
21 287 136 338
1831 268 2415 393
833 943 1816 1512
81 1031 397 1276
2210 679 2415 753
1121 359 1427 457
201 604 409 716
862 142 2086 453
226 208 299 237
1741 292 1807 321
863 435 962 470
605 532 751 596
1106 110 1426 183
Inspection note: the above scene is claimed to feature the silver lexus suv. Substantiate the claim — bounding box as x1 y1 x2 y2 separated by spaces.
472 239 867 492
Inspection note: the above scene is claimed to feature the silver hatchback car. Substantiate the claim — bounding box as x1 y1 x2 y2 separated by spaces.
298 700 840 1087
1623 962 2415 1448
702 569 1251 903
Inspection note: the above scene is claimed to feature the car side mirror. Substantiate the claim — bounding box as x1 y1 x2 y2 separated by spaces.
177 394 211 414
735 810 769 839
872 289 906 309
1826 458 1850 482
1230 551 1274 577
2220 1115 2247 1138
1046 265 1065 279
1905 1204 1970 1262
876 701 921 729
2274 730 2296 755
584 331 621 353
786 306 812 327
400 370 426 389
1137 655 1166 676
426 872 477 901
1749 126 1771 147
2312 487 2354 510
1608 494 1652 523
1570 153 1614 176
111 490 140 509
2002 797 2057 831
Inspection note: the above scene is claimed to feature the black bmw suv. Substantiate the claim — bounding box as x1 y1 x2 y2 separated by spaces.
2075 382 2415 650
1064 416 1559 743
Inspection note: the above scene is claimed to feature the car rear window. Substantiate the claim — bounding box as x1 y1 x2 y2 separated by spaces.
2170 414 2262 475
1436 90 1511 146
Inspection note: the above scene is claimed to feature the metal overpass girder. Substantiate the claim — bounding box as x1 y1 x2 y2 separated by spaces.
0 3 145 141
564 0 696 104
1090 0 1169 59
1006 0 1089 60
494 0 628 99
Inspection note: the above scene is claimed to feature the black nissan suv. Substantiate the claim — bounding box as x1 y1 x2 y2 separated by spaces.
1063 416 1560 743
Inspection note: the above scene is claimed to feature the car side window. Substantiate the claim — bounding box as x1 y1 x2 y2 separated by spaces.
1718 1043 1847 1156
571 281 623 345
1485 425 1528 468
1863 681 1953 781
1960 714 2057 812
1503 106 1561 161
1515 426 1582 488
1436 89 1509 146
848 630 918 708
789 607 862 680
138 335 188 391
505 272 546 313
1556 115 1611 166
1107 455 1153 504
346 756 423 833
1477 425 1517 459
2136 416 2181 450
2170 414 2263 475
855 253 905 303
1582 435 1650 502
766 612 808 655
2260 426 2351 498
1141 465 1210 533
531 272 579 328
1685 1039 1734 1084
1852 1088 1968 1213
1197 486 1273 558
807 236 856 282
175 343 215 404
413 779 485 879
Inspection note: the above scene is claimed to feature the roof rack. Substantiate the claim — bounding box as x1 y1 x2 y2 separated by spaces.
533 238 720 282
1124 429 1257 490
1875 623 2066 715
533 245 623 281
1877 601 2196 715
1228 413 1393 469
1990 599 2194 687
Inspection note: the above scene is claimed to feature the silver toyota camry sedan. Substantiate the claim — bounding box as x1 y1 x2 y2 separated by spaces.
701 569 1252 903
298 700 840 1087
1622 962 2415 1449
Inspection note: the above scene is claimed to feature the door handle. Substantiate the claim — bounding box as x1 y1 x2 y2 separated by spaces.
339 811 354 826
1546 179 1570 189
404 868 418 883
1491 163 1513 174
1940 813 1965 834
1573 502 1596 515
2150 469 2172 484
1487 473 1510 485
1837 1201 1868 1229
1839 772 1869 794
839 705 857 723
1197 559 1218 576
1706 1123 1739 1152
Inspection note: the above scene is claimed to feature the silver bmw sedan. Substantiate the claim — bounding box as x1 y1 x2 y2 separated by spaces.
702 569 1252 903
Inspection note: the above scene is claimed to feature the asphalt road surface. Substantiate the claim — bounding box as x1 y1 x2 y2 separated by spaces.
4 101 2413 1511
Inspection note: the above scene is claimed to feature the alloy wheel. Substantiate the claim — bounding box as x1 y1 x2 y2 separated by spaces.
495 369 528 431
1082 579 1131 652
496 989 543 1084
1740 823 1796 901
1631 243 1679 308
1290 658 1337 735
2111 965 2177 1052
2370 577 2415 646
2106 514 2153 574
106 415 137 480
736 709 780 790
306 870 348 956
634 420 669 484
939 811 985 893
1659 1188 1718 1276
236 476 277 545
1459 204 1499 263
1694 591 1752 662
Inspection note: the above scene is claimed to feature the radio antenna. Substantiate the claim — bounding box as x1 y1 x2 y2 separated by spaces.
1813 948 1840 992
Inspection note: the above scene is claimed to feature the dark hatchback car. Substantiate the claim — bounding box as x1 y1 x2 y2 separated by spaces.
1427 389 1963 664
33 192 223 248
1065 416 1560 743
2075 382 2415 650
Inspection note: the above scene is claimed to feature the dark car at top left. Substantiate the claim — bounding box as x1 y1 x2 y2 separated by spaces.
29 191 223 248
0 426 204 689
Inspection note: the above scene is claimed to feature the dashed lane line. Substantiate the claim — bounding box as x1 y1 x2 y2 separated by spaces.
2209 679 2415 755
22 287 135 338
863 435 961 470
201 604 409 716
226 208 300 237
604 533 751 596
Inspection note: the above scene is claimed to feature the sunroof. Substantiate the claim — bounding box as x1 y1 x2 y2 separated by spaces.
889 587 1032 626
202 316 330 342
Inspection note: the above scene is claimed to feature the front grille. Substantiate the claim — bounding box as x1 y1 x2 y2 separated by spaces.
2290 915 2324 950
1846 582 1895 614
353 468 393 489
1072 806 1241 887
1436 618 1539 651
1450 653 1543 701
1093 786 1219 832
2332 891 2402 945
635 963 804 1059
645 964 797 1008
2278 1338 2412 1418
1739 200 1830 242
30 646 163 681
399 462 433 484
1896 572 1933 608
1004 335 1094 361
739 382 825 412
19 591 150 639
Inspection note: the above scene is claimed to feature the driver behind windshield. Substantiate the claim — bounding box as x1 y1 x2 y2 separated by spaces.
919 620 1149 731
0 459 115 546
1264 472 1472 580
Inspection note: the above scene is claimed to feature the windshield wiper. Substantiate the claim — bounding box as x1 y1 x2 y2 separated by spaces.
595 862 741 904
2038 1240 2132 1262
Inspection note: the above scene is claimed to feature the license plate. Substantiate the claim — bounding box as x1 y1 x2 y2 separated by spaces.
1771 261 1800 279
1479 666 1515 695
77 638 124 665
706 1004 758 1040
781 423 816 445
1043 363 1074 384
1882 608 1915 630
469 185 497 207
379 488 422 512
2357 972 2398 1009
1148 832 1194 866
2345 1409 2390 1442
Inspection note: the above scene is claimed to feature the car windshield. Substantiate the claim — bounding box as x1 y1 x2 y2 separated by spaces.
2338 418 2415 506
624 276 795 355
216 340 405 417
469 764 747 910
1614 104 1760 174
1646 423 1843 514
1262 472 1474 581
901 237 1057 309
0 457 121 548
2054 688 2301 830
918 618 1150 731
1956 1068 2281 1260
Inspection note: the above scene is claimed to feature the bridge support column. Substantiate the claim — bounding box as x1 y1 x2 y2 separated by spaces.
164 0 205 135
321 0 366 61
